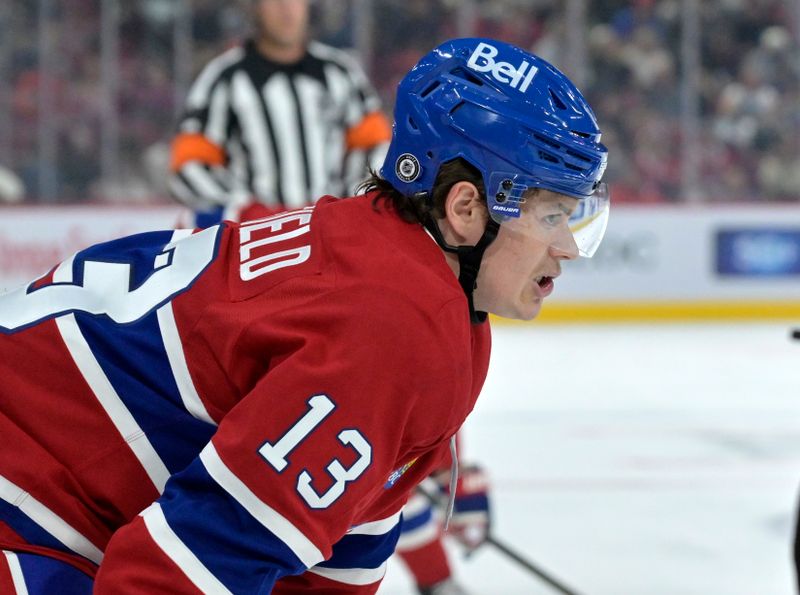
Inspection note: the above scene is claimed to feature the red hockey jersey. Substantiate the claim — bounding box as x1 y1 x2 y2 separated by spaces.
0 193 491 593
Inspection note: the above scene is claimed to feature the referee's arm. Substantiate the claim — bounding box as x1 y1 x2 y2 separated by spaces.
168 72 250 225
340 57 392 194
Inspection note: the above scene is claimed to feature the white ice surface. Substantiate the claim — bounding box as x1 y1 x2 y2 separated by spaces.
378 323 800 595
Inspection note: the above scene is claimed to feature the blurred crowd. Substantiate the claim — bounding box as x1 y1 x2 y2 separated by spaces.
583 0 800 203
1 0 799 203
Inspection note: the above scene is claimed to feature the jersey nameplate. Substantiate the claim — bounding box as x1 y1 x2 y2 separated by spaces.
239 207 314 282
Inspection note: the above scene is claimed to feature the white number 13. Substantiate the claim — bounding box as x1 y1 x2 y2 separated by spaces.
0 227 219 331
258 395 372 509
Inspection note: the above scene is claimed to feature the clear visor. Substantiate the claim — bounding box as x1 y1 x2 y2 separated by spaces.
567 183 610 258
487 175 610 258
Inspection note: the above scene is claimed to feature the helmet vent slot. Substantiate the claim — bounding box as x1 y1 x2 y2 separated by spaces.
407 116 419 131
566 149 590 162
421 81 441 98
533 133 561 150
571 130 593 139
448 67 485 87
538 150 559 164
449 101 465 116
549 89 567 110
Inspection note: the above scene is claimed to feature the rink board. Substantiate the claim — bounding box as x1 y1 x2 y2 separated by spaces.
539 203 800 322
1 203 798 322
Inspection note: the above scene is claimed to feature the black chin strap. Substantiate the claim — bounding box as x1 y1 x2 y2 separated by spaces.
423 214 500 324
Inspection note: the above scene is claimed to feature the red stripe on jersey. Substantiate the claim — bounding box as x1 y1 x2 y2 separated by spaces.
0 552 17 594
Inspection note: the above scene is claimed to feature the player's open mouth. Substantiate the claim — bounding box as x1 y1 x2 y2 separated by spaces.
535 275 554 296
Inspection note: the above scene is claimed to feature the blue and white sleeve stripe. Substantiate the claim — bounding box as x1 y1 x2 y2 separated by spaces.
140 442 323 593
307 511 402 586
140 503 233 595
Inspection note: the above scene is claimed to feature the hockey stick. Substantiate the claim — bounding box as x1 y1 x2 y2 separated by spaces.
415 485 586 595
480 534 585 595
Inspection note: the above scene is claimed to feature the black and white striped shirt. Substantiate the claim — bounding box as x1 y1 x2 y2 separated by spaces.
169 39 390 222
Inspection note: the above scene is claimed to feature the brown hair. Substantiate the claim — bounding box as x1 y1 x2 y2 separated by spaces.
357 158 486 224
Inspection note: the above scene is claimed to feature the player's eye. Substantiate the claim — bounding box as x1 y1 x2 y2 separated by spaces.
541 213 565 227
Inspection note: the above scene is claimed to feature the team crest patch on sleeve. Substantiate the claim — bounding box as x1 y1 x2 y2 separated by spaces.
384 458 417 489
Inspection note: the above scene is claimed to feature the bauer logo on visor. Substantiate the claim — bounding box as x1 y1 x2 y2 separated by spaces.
467 42 539 93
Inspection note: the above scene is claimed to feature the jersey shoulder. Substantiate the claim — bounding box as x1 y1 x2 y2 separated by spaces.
313 197 480 409
315 195 466 312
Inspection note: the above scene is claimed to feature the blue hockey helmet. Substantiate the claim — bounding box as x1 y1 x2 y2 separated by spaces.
381 38 609 257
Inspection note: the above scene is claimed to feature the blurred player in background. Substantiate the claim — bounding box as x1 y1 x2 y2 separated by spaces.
0 38 609 593
170 1 475 592
397 459 490 595
168 0 391 228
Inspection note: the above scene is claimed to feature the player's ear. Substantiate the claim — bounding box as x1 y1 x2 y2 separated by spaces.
441 181 487 246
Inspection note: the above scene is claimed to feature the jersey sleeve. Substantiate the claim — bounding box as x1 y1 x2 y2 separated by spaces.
168 57 251 220
94 288 468 593
271 512 402 595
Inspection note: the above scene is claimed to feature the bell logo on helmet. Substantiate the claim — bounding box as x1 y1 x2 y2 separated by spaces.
466 42 538 93
395 153 421 183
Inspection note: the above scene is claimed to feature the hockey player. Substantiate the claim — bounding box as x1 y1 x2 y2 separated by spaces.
0 38 609 593
168 0 391 228
171 1 480 588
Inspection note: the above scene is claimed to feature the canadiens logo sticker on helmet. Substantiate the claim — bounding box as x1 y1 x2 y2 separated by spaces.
395 153 421 183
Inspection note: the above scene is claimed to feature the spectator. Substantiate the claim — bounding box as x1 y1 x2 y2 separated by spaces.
5 0 799 203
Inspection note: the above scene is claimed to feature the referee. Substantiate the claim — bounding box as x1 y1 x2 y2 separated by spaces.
169 0 391 227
